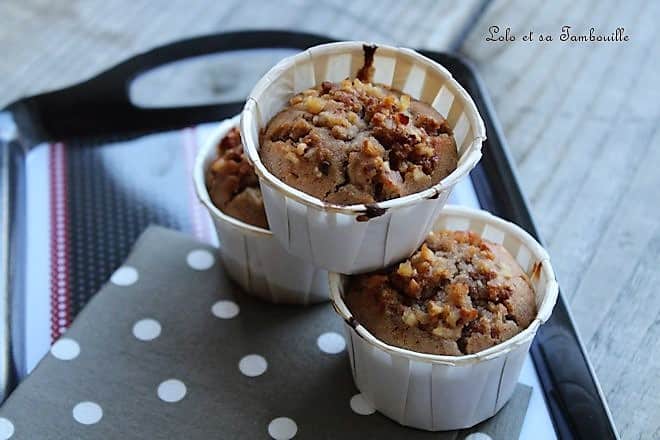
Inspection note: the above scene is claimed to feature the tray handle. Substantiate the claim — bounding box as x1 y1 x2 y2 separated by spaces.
10 30 334 144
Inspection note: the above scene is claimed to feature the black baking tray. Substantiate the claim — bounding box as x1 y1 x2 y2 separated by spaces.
0 30 618 439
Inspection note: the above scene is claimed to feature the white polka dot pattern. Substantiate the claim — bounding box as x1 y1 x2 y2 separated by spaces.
465 433 493 440
186 249 215 270
132 319 161 341
317 332 345 354
110 266 138 286
238 354 268 377
268 417 297 440
50 338 80 361
157 379 187 403
211 300 239 319
349 394 375 415
0 417 14 439
72 402 103 425
14 204 539 435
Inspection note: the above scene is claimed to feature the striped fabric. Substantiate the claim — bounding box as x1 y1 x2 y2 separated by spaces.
29 126 217 373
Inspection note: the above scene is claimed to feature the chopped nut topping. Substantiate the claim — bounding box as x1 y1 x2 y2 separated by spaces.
304 96 326 114
447 283 469 306
432 325 461 339
382 95 397 108
402 309 419 327
285 151 300 164
415 143 435 157
331 125 350 140
460 308 478 321
361 139 381 157
346 230 537 356
295 143 307 156
420 243 434 261
289 95 304 105
408 279 422 297
290 119 312 139
317 111 350 128
205 127 268 229
411 166 428 183
414 309 431 325
397 261 414 277
261 77 457 205
427 301 443 317
444 307 461 327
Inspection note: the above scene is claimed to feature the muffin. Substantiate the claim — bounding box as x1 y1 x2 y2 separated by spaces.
345 230 536 355
259 78 458 205
206 127 268 229
196 117 330 304
242 42 486 274
330 206 557 430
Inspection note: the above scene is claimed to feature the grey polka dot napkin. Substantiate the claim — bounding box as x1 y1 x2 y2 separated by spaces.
0 226 531 439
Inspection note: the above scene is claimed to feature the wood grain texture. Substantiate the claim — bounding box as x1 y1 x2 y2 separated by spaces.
0 0 483 108
2 0 656 438
461 1 659 438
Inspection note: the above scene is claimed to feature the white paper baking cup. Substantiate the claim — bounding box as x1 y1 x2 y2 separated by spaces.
241 41 486 274
194 115 329 304
330 205 558 430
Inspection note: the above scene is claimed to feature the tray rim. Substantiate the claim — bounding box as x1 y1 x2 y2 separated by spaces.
0 29 619 440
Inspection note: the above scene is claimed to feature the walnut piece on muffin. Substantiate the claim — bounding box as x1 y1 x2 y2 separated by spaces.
206 127 268 229
259 78 457 205
345 230 537 356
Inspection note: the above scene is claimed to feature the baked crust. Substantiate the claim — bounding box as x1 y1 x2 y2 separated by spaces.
346 230 537 355
206 127 268 229
260 79 457 205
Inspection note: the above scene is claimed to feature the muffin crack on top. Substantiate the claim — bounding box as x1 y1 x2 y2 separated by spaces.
346 230 537 356
260 73 458 205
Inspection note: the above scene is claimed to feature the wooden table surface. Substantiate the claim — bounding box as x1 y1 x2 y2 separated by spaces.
1 1 657 438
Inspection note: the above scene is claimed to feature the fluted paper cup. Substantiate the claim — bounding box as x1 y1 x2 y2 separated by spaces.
194 115 329 304
330 205 558 430
241 41 486 274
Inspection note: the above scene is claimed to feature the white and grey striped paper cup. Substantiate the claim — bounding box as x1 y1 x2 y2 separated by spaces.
330 205 558 430
194 115 329 305
241 41 486 274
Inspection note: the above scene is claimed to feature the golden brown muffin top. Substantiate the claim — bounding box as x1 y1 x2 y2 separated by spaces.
346 230 537 355
260 78 457 205
206 128 268 229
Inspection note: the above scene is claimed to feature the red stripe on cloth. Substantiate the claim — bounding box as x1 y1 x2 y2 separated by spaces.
182 127 213 243
48 143 71 342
